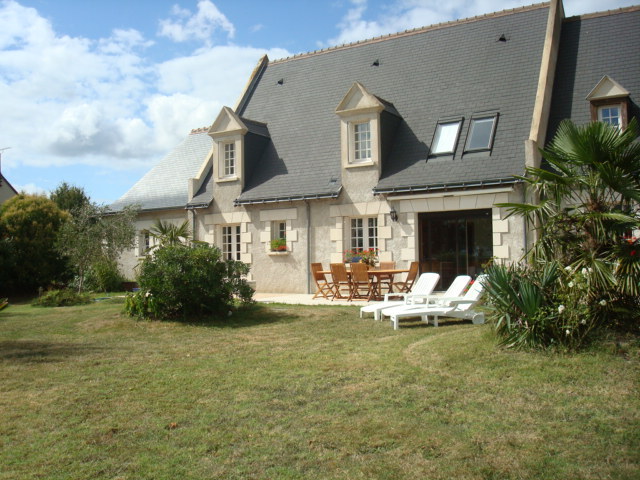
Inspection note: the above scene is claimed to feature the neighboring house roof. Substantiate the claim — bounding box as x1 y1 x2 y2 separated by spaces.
237 3 551 201
111 129 212 212
0 172 18 204
547 7 640 142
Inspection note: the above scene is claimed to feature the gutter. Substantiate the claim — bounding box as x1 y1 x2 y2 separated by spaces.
373 178 520 195
234 189 341 206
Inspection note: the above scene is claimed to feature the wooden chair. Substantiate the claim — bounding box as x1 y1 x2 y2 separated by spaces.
349 263 376 301
329 263 351 300
377 261 396 294
393 261 419 293
311 263 335 299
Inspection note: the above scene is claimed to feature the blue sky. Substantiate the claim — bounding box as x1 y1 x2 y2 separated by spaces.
0 0 635 204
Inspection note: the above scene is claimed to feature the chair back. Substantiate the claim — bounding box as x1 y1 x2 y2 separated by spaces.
379 261 395 270
443 275 472 297
458 274 488 310
350 262 370 282
330 263 350 283
405 261 419 283
409 272 440 295
311 262 326 281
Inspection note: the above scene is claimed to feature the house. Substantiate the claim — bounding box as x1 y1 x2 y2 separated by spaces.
112 0 640 293
0 172 18 205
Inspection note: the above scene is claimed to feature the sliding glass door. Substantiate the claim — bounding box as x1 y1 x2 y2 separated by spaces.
419 209 493 289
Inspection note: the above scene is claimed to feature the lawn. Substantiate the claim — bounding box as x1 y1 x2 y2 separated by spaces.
1 299 638 479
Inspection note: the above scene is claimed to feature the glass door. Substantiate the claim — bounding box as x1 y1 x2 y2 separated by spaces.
419 209 492 289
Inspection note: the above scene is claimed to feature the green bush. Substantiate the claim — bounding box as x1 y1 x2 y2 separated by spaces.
124 244 254 320
83 259 125 292
32 289 93 307
484 262 611 350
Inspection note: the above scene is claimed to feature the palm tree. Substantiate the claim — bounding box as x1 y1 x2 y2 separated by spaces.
149 219 191 248
500 118 640 298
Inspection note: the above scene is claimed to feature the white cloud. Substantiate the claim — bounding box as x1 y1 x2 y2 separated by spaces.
158 0 235 45
326 0 636 47
14 182 48 196
0 0 292 176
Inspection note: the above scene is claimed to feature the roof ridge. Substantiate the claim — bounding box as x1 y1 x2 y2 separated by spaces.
270 2 550 65
564 4 640 22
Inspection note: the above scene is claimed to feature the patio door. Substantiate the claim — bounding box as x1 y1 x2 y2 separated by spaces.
419 209 492 289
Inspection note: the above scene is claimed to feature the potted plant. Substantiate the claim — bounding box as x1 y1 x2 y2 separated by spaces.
344 248 378 267
270 238 287 252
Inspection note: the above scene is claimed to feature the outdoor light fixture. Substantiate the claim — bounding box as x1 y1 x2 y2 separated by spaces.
389 207 398 222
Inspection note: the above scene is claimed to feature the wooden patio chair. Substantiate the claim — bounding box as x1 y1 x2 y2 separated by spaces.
377 261 396 294
329 263 352 300
349 263 376 301
393 261 419 293
311 263 335 299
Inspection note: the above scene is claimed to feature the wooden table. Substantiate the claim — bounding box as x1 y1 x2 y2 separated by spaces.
319 267 409 301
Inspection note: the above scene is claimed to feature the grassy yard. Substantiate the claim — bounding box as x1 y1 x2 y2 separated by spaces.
0 299 638 480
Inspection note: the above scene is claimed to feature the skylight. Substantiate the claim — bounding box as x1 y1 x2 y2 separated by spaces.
465 116 497 151
431 120 462 155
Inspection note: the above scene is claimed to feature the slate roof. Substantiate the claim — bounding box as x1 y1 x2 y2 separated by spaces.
547 7 640 142
111 129 212 212
236 3 551 202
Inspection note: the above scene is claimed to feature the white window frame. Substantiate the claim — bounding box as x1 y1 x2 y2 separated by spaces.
222 224 241 261
352 121 372 163
597 105 621 128
350 217 378 251
223 142 235 177
271 220 287 241
138 230 151 256
431 119 462 155
465 115 498 152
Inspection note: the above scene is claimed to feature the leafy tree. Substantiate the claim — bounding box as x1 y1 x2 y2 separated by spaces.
124 244 254 320
149 219 191 248
487 119 640 348
0 194 69 292
56 203 138 292
50 182 90 214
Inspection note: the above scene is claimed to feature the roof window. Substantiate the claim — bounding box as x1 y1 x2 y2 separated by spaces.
430 119 462 155
465 114 498 152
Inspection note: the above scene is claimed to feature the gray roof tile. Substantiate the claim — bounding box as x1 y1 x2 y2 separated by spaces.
237 4 551 201
547 8 640 141
111 130 212 212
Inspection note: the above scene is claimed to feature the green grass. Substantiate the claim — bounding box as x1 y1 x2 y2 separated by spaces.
0 300 638 479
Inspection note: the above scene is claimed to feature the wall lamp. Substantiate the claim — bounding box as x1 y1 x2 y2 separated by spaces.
389 207 398 222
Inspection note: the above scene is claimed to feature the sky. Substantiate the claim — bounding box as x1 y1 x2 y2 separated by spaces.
0 0 635 204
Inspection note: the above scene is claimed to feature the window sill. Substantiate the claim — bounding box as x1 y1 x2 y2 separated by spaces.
345 160 375 168
268 250 290 256
216 176 238 183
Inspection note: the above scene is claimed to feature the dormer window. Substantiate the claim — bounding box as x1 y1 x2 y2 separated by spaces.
223 142 236 177
465 114 498 152
586 76 630 130
353 121 372 162
431 119 462 155
208 106 248 185
597 106 620 128
336 82 386 169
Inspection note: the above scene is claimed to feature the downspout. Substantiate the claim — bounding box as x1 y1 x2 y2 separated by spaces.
306 200 311 294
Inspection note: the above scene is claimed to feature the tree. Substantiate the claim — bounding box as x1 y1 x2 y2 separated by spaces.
56 203 138 292
0 194 69 292
149 219 191 248
487 118 640 347
50 182 90 214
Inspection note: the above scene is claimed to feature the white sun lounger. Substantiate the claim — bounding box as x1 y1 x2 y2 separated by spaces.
359 272 440 320
385 275 487 330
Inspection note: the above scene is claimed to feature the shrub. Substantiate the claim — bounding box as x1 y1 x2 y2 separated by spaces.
484 262 609 350
32 289 93 307
83 259 125 292
124 244 254 320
